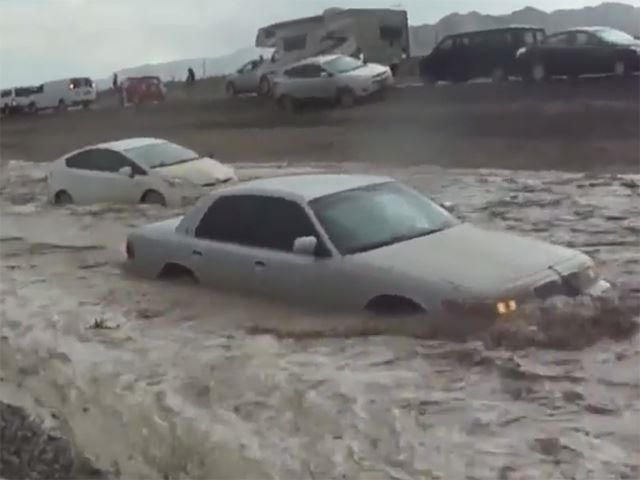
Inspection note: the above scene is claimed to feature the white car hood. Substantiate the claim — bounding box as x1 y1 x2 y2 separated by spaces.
355 223 585 296
154 157 236 186
342 63 389 79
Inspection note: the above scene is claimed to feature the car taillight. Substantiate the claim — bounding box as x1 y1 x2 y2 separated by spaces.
125 240 135 259
442 299 517 317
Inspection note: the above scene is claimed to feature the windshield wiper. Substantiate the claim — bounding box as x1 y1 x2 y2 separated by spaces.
151 157 200 168
347 226 448 255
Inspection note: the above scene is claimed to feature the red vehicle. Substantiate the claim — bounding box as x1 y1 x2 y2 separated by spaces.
120 76 166 106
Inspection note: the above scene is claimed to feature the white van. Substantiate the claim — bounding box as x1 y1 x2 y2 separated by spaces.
0 86 38 115
31 77 97 111
252 7 410 95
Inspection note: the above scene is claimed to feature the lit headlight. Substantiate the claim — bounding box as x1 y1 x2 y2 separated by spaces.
496 300 517 315
516 47 527 58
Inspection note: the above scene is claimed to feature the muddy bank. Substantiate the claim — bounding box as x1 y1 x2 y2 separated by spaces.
1 80 638 172
0 400 107 480
1 160 639 479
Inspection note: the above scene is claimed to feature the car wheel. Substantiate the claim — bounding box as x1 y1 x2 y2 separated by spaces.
338 89 356 108
531 61 546 83
27 102 37 114
57 99 67 112
54 190 73 205
614 60 626 77
226 82 236 97
81 101 91 109
258 76 271 96
421 73 438 86
141 190 166 206
491 66 507 83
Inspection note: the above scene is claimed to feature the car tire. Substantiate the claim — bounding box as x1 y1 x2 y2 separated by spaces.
27 102 37 114
141 190 166 206
531 61 547 83
54 190 73 205
614 60 626 77
226 82 237 97
338 89 356 108
57 99 67 112
421 73 438 86
258 76 271 97
81 101 91 109
491 66 507 83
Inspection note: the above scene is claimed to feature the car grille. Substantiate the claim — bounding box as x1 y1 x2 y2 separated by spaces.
534 268 595 300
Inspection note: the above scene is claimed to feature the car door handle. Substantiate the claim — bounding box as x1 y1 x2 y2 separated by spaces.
192 250 203 257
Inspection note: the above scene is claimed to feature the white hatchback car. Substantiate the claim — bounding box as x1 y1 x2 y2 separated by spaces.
272 54 394 110
47 138 237 207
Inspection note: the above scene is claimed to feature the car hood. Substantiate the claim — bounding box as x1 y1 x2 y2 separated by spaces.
355 223 584 295
154 157 237 186
342 63 389 78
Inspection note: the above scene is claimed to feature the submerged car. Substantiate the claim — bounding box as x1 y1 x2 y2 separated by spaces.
272 54 393 111
517 27 640 81
125 174 611 325
47 137 236 207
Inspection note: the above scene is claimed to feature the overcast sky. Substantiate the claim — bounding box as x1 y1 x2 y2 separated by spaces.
1 0 638 87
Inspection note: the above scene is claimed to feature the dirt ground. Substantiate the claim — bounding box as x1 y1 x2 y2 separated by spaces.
1 77 638 172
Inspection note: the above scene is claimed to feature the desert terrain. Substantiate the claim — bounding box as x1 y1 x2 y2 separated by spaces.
1 77 638 172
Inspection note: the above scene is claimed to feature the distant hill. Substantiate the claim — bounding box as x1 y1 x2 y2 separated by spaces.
410 2 640 55
95 46 273 91
95 2 640 89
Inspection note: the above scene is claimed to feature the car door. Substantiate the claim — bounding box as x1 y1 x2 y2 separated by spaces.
303 64 332 99
62 149 130 203
188 195 266 295
90 149 147 203
235 61 258 92
542 32 574 76
249 197 339 308
426 37 454 80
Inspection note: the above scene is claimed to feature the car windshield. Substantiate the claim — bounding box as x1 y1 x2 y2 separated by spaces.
323 56 365 74
124 142 201 169
593 28 637 45
310 181 460 255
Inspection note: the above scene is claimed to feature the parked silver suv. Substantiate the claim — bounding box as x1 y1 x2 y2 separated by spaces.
272 54 393 111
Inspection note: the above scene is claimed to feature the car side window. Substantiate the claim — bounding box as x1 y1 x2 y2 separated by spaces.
545 33 571 46
575 32 590 46
437 38 453 51
1 90 10 98
285 65 307 78
65 149 140 174
305 64 325 78
253 197 320 252
194 195 264 245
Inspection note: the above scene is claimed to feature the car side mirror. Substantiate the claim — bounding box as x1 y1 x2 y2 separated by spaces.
293 236 318 256
118 166 133 178
440 201 456 213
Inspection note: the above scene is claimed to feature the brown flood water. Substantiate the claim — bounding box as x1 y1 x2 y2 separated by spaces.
0 160 639 480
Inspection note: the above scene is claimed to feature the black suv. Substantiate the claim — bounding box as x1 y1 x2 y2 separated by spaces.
419 26 546 84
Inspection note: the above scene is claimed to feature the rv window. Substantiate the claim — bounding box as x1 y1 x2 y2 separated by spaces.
14 88 34 97
34 85 44 94
70 77 93 88
283 34 307 52
1 90 11 98
380 25 403 43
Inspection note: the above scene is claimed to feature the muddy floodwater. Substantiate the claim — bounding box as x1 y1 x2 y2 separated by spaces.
0 160 639 480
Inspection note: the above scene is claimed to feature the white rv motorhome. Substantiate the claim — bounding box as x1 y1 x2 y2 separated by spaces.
249 7 409 96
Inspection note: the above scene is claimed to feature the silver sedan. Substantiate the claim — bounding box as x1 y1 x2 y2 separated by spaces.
124 174 611 326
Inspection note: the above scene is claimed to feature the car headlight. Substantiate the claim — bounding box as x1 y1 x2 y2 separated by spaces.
516 47 527 58
443 299 518 317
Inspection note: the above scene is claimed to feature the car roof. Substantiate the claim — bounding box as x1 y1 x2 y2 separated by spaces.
93 137 168 152
221 173 394 201
560 26 620 34
448 25 544 37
